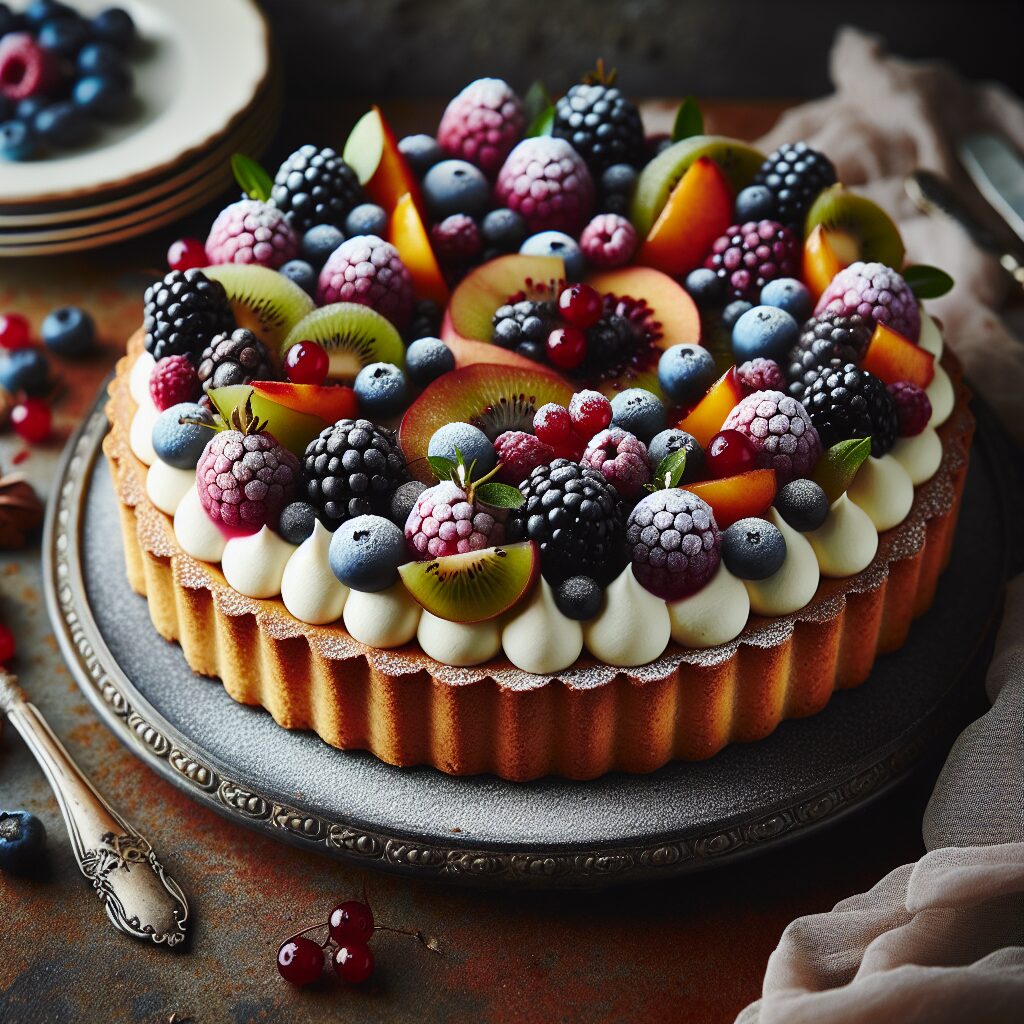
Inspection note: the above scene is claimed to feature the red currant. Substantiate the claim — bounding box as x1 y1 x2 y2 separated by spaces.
558 283 603 329
0 313 31 351
285 341 329 386
533 402 572 445
568 389 612 439
277 937 324 987
167 237 207 272
11 398 52 444
333 941 374 984
0 622 15 664
328 900 374 944
545 326 587 371
706 429 756 478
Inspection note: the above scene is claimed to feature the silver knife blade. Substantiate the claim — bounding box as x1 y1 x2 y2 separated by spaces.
959 134 1024 245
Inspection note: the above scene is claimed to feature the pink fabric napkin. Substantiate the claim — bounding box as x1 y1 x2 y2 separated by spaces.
736 28 1024 1024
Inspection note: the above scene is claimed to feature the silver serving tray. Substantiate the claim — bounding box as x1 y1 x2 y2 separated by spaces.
44 386 1008 887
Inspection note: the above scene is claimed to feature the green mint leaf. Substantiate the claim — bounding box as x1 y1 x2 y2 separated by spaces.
231 153 273 202
475 482 525 509
903 264 954 299
527 105 555 139
671 97 703 142
812 436 872 503
523 80 551 127
654 449 688 489
427 456 456 481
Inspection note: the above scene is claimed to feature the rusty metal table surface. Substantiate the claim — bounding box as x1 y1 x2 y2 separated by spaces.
0 101 1004 1024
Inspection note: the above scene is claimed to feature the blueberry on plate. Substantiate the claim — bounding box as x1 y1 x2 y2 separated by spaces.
722 517 787 580
421 159 490 219
647 428 705 483
519 231 584 281
405 336 454 387
0 347 49 394
72 73 131 119
657 343 717 406
0 809 46 874
34 101 93 148
610 388 666 444
76 41 127 79
90 7 137 50
354 361 407 417
42 305 95 355
329 514 406 592
279 259 317 296
734 185 776 222
0 120 37 162
760 277 812 321
397 134 444 177
36 16 89 57
344 203 388 238
721 300 753 330
24 1 73 26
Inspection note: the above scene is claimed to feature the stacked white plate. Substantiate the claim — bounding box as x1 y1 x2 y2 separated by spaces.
0 0 278 255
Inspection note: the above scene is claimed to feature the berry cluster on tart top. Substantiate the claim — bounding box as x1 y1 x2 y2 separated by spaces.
105 70 972 780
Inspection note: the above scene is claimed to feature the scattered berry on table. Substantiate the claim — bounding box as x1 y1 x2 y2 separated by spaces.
389 479 427 527
753 141 837 229
552 75 645 173
658 343 717 407
734 184 776 222
721 300 753 330
284 339 329 386
0 622 14 662
41 305 94 355
815 261 920 342
647 428 704 482
704 219 800 302
554 575 603 620
329 900 375 943
493 429 554 485
580 426 650 496
405 336 455 387
437 77 525 175
279 258 317 296
354 361 407 417
166 237 206 273
706 428 757 478
316 235 414 330
627 488 721 600
732 304 800 363
330 513 407 591
333 942 374 984
344 203 388 239
558 283 603 329
737 357 784 394
519 230 585 281
421 158 491 220
270 144 364 235
787 311 873 399
579 213 637 268
151 401 213 469
598 162 638 215
0 313 31 351
277 500 320 545
0 809 47 875
546 325 587 370
567 389 612 439
301 223 345 267
149 355 201 411
722 390 823 483
205 199 298 269
427 421 496 474
609 387 666 443
888 381 932 437
684 267 728 309
774 478 829 532
721 517 787 580
802 360 899 456
197 328 272 393
277 938 324 988
0 347 48 394
398 133 444 177
480 208 527 253
11 397 51 443
431 213 482 266
404 479 502 558
760 277 812 321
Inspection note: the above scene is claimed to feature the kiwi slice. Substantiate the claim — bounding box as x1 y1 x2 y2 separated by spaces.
804 185 905 268
281 303 405 382
631 135 765 237
399 542 539 623
204 264 314 347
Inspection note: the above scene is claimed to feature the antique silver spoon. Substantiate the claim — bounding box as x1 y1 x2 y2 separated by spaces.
0 668 189 947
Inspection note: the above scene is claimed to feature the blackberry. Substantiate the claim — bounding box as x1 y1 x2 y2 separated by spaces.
143 269 235 365
585 314 636 373
552 74 645 174
753 142 837 228
301 418 409 528
505 459 627 585
406 299 442 343
270 145 364 235
491 299 558 358
787 312 873 399
197 328 274 394
803 361 899 457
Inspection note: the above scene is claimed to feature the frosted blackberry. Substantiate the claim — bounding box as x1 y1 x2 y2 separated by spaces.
787 312 873 399
302 418 409 528
552 78 645 173
143 269 235 364
803 361 899 457
585 314 636 373
270 145 364 235
491 299 558 356
505 459 626 585
753 142 837 228
197 328 273 393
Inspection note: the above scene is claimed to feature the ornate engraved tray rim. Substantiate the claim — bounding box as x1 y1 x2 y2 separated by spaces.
43 383 1009 888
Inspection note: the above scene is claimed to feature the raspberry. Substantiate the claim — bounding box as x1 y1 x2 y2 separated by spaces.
493 430 554 485
627 489 721 600
722 390 822 483
815 262 920 342
430 214 482 266
205 200 298 269
404 480 502 558
437 78 525 176
888 381 932 437
533 402 572 446
704 220 800 302
493 137 595 236
568 389 612 439
579 213 637 268
801 361 899 457
0 33 58 101
149 354 200 411
737 358 784 394
580 427 650 496
316 235 415 330
752 142 837 228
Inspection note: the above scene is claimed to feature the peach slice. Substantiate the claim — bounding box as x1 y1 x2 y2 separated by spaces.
250 380 358 425
802 224 844 302
390 192 449 307
686 468 777 529
344 105 424 216
676 367 744 448
636 157 733 277
861 323 935 388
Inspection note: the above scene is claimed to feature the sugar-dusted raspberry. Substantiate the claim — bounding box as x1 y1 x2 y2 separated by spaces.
316 235 415 330
437 78 525 175
888 380 932 437
580 427 650 496
722 389 822 483
205 200 298 269
579 213 637 268
494 430 555 485
430 214 482 266
404 480 502 558
737 358 784 394
149 354 200 411
815 262 920 342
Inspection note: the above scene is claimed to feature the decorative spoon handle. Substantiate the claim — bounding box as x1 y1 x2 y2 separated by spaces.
0 670 189 947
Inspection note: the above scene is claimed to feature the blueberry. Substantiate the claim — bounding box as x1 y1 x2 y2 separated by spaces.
329 514 405 592
405 336 454 387
657 343 717 406
90 7 136 50
0 348 48 394
16 97 46 122
24 1 73 26
389 479 427 528
600 163 638 198
344 203 387 238
37 16 88 56
301 224 344 267
278 501 320 545
731 305 799 363
774 478 829 532
760 278 812 321
427 421 496 474
0 810 46 874
515 340 545 363
519 231 584 280
647 428 705 483
0 120 36 161
0 97 11 122
721 300 753 330
41 306 95 355
481 208 527 252
610 388 666 444
0 5 18 35
34 102 92 148
734 185 776 222
279 259 317 296
421 159 490 219
722 517 787 580
684 267 727 308
76 41 127 78
554 576 603 620
151 402 213 469
354 361 407 417
398 134 444 177
72 73 131 119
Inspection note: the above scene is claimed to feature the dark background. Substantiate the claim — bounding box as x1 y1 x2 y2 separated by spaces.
259 0 1023 102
